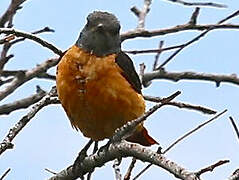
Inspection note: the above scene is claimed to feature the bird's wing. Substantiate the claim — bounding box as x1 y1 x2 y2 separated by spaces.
115 51 142 94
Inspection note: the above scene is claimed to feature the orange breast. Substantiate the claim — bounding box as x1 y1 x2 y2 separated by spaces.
56 45 145 141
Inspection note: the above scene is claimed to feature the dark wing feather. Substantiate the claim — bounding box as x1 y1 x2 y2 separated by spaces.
115 51 142 94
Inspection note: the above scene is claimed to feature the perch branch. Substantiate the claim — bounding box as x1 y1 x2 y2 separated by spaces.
48 141 201 180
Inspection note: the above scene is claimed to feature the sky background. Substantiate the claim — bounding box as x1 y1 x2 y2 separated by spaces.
0 0 239 179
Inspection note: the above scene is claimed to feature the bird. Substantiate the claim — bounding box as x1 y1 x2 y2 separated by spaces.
56 11 158 146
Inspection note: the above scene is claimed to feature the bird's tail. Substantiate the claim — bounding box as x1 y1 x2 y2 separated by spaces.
126 126 158 146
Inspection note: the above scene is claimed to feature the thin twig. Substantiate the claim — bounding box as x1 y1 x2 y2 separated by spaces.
123 9 239 71
189 7 200 25
45 168 57 175
0 27 55 70
113 158 122 180
124 158 136 180
156 9 239 70
0 28 63 56
132 164 149 180
124 44 182 54
130 7 141 17
166 0 227 8
229 117 239 142
144 95 216 115
153 40 164 71
195 160 229 177
162 109 227 154
139 63 150 87
0 86 58 155
0 26 54 45
0 168 11 180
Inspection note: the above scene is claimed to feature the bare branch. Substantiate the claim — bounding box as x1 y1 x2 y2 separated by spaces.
0 58 59 101
162 109 227 154
48 141 201 180
0 86 59 155
124 158 136 180
0 26 54 45
229 117 239 142
166 0 227 8
0 28 63 56
0 0 27 28
195 160 229 177
143 70 239 88
0 168 11 180
144 95 216 115
0 86 47 115
0 27 57 71
121 24 239 41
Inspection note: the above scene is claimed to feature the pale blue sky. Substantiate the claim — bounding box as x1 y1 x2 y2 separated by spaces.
0 0 239 179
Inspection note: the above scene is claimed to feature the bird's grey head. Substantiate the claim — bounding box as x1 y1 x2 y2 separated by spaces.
76 11 121 57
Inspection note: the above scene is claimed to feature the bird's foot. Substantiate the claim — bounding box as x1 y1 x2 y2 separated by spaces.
97 139 112 155
72 139 93 175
